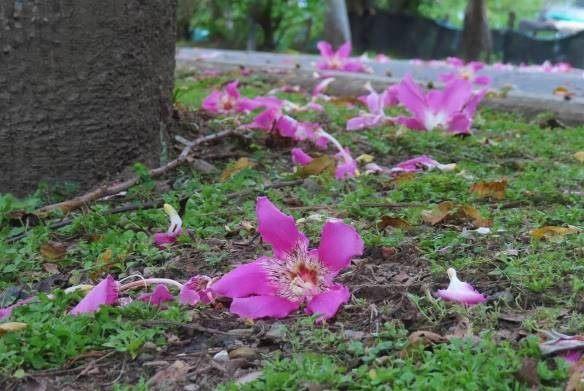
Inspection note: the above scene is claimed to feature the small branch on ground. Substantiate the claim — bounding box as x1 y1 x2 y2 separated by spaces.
34 129 238 217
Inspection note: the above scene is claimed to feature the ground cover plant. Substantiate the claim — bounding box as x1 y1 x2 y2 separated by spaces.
0 51 583 390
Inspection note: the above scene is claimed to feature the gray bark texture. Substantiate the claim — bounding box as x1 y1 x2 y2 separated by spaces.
461 0 492 61
0 0 176 196
324 0 351 46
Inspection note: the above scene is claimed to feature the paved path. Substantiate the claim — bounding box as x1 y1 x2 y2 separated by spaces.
177 47 584 98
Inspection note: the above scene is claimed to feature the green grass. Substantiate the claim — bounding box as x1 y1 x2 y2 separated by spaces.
0 74 582 387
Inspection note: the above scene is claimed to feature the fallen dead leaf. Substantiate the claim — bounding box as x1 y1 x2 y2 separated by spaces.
296 155 335 178
0 322 28 336
378 216 411 230
553 86 574 100
40 241 67 261
147 360 190 390
575 151 584 163
220 157 255 181
422 202 491 227
399 331 447 358
470 179 508 200
391 172 416 185
328 96 364 107
530 226 580 240
43 263 60 275
515 358 540 387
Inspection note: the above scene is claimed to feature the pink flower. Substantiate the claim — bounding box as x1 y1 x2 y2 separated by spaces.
436 268 487 306
153 204 183 249
440 60 491 86
316 41 368 73
347 85 398 131
179 275 215 305
291 148 314 166
390 155 456 174
563 350 583 364
210 197 363 321
375 54 390 63
70 275 119 315
137 284 174 306
0 298 34 321
312 77 335 98
396 75 484 135
202 81 280 115
334 148 359 179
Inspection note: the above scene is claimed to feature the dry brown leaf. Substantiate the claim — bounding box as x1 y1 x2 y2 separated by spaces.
422 202 491 227
40 241 67 261
470 179 508 200
399 330 447 358
147 360 190 389
553 86 574 99
530 226 580 240
421 201 455 225
575 151 584 163
378 216 411 230
515 358 540 387
220 157 255 181
391 172 416 185
0 322 28 336
296 155 335 178
43 263 60 274
328 96 364 107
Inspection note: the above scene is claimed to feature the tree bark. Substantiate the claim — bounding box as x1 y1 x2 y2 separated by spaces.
461 0 492 61
0 0 176 196
324 0 351 46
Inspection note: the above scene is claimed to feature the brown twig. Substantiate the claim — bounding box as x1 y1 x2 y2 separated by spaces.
34 129 238 217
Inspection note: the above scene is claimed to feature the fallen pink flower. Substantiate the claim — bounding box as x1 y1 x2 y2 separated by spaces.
436 268 487 306
317 130 359 179
390 155 456 174
396 75 483 135
316 41 368 73
564 350 583 364
153 204 183 249
375 54 390 63
440 60 491 86
0 297 34 321
137 284 174 306
201 81 280 115
179 275 215 305
211 197 363 321
312 77 335 98
70 275 119 315
291 147 314 166
347 84 398 131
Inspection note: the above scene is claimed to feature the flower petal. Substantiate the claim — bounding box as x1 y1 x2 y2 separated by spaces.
447 113 472 135
230 295 299 319
305 284 350 321
180 275 213 305
317 41 334 58
336 41 352 58
436 268 486 306
201 91 221 113
291 148 314 166
318 220 364 273
210 257 276 299
153 232 178 249
256 197 308 256
70 275 119 315
138 284 174 306
397 75 427 120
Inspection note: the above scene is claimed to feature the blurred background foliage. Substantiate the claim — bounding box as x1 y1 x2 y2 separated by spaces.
179 0 548 50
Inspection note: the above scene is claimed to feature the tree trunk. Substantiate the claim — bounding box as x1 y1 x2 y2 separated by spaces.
0 0 176 196
461 0 492 61
324 0 351 46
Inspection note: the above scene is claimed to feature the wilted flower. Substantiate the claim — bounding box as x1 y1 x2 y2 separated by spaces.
436 268 487 306
396 75 485 135
153 204 183 249
390 155 456 174
441 58 491 86
210 197 363 321
202 80 281 115
291 147 314 166
316 41 368 73
70 275 119 315
138 284 174 306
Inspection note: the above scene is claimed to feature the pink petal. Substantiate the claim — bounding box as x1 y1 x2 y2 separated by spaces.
248 108 280 132
210 257 276 299
397 75 427 120
180 275 213 305
224 81 240 99
153 232 179 249
0 298 34 321
391 155 439 173
336 42 352 58
70 275 119 315
436 268 486 306
464 89 487 117
291 148 314 166
383 85 399 107
440 79 473 115
342 60 367 73
563 350 583 364
305 284 350 321
474 75 491 86
447 113 472 135
312 77 335 97
230 295 299 319
138 284 174 306
256 197 308 257
397 116 427 131
201 91 221 113
346 115 384 131
317 41 334 58
318 220 364 273
334 150 359 179
276 115 299 138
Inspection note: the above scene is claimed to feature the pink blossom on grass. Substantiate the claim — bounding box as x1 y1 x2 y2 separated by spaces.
202 81 280 115
137 284 174 306
316 41 368 73
440 60 491 86
291 148 314 166
70 275 119 315
153 204 183 249
179 275 215 305
375 54 390 63
0 298 34 321
436 268 487 306
347 84 398 131
390 155 456 174
396 75 484 135
210 197 363 321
